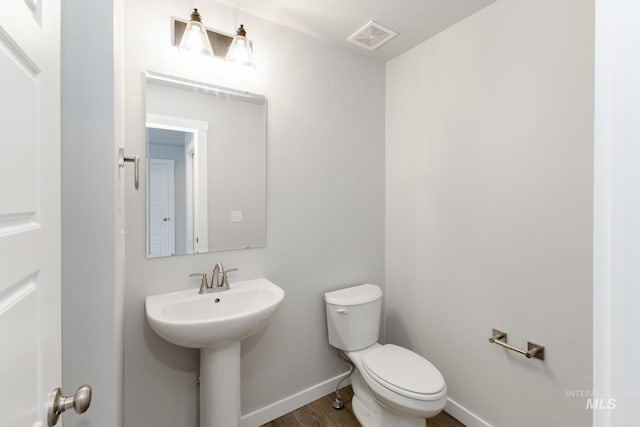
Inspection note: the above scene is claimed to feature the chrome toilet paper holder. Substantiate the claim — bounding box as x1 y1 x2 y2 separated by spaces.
488 328 545 360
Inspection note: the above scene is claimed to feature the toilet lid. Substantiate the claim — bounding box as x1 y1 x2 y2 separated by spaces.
362 345 445 399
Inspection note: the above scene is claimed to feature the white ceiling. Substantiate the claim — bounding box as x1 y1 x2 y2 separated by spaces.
216 0 497 61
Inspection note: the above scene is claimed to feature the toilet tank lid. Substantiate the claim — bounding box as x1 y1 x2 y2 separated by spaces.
324 284 382 306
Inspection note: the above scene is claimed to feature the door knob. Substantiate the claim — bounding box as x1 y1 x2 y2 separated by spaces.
47 384 92 426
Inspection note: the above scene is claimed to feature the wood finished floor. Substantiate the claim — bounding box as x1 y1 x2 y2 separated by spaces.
261 386 465 427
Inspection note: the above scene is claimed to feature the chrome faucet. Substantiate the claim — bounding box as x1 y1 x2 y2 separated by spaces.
211 262 224 289
191 263 238 294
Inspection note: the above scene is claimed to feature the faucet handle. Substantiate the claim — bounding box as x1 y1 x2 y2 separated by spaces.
189 273 209 294
221 268 238 288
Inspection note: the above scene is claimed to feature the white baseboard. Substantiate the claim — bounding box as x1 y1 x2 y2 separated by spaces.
240 372 351 427
240 375 490 427
444 397 493 427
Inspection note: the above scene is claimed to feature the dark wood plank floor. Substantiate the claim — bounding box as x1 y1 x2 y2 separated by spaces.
261 386 465 427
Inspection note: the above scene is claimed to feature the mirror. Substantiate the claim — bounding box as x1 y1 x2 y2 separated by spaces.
145 72 266 258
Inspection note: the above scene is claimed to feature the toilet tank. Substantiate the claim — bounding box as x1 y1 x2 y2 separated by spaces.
325 284 383 351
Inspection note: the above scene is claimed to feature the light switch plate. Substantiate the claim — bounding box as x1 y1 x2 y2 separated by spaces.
230 210 243 223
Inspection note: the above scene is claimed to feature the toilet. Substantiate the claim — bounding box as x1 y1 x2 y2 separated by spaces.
325 284 447 427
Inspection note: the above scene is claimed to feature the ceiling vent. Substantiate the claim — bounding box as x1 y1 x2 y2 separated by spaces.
347 20 398 51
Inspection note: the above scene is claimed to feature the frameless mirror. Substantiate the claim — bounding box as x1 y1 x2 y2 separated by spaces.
145 72 266 258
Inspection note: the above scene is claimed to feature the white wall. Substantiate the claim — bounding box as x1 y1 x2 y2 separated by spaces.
385 0 594 426
61 0 124 425
204 97 265 251
122 1 384 426
594 1 640 426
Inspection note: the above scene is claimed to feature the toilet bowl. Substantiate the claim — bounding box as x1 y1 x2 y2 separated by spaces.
325 284 447 427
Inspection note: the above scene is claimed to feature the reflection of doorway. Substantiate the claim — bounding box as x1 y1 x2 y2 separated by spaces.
148 159 175 257
146 114 209 257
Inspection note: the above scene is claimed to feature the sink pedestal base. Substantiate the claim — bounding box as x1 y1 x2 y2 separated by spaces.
200 342 241 427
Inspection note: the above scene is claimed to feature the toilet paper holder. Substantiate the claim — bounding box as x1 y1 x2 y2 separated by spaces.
488 329 545 360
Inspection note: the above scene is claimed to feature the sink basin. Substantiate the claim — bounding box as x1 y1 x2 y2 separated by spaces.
146 276 284 427
146 277 285 348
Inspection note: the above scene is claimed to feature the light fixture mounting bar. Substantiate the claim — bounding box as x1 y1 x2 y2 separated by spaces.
172 18 234 59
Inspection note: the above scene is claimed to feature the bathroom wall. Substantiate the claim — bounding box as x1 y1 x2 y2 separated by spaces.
61 0 124 425
385 0 593 426
122 1 384 426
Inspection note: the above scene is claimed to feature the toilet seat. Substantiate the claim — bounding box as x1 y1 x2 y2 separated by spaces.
362 344 445 401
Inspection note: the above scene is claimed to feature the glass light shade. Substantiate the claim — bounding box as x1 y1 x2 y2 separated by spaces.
179 9 214 56
226 25 254 67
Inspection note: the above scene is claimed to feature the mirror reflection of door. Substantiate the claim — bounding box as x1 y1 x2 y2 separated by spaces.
146 119 209 257
147 126 185 257
148 158 175 257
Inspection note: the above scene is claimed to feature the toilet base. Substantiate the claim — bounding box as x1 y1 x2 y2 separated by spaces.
353 395 428 427
353 394 380 427
350 367 427 427
380 408 427 427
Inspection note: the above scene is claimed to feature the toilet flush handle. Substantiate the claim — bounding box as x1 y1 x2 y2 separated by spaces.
336 308 348 314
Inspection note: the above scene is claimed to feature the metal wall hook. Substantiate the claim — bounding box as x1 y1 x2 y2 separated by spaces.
118 148 139 190
488 328 545 360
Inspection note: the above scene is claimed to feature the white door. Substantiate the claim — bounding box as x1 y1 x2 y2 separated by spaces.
148 159 175 257
0 0 71 426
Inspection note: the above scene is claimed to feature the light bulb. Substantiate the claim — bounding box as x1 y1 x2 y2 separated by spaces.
225 24 255 68
179 9 214 56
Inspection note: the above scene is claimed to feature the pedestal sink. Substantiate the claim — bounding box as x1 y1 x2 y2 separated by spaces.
146 278 285 427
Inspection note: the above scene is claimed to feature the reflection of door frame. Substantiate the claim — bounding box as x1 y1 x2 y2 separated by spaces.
185 136 195 252
148 158 175 257
146 114 209 253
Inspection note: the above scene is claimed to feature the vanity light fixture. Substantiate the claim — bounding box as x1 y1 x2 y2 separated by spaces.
178 8 214 56
173 11 256 67
225 24 255 68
